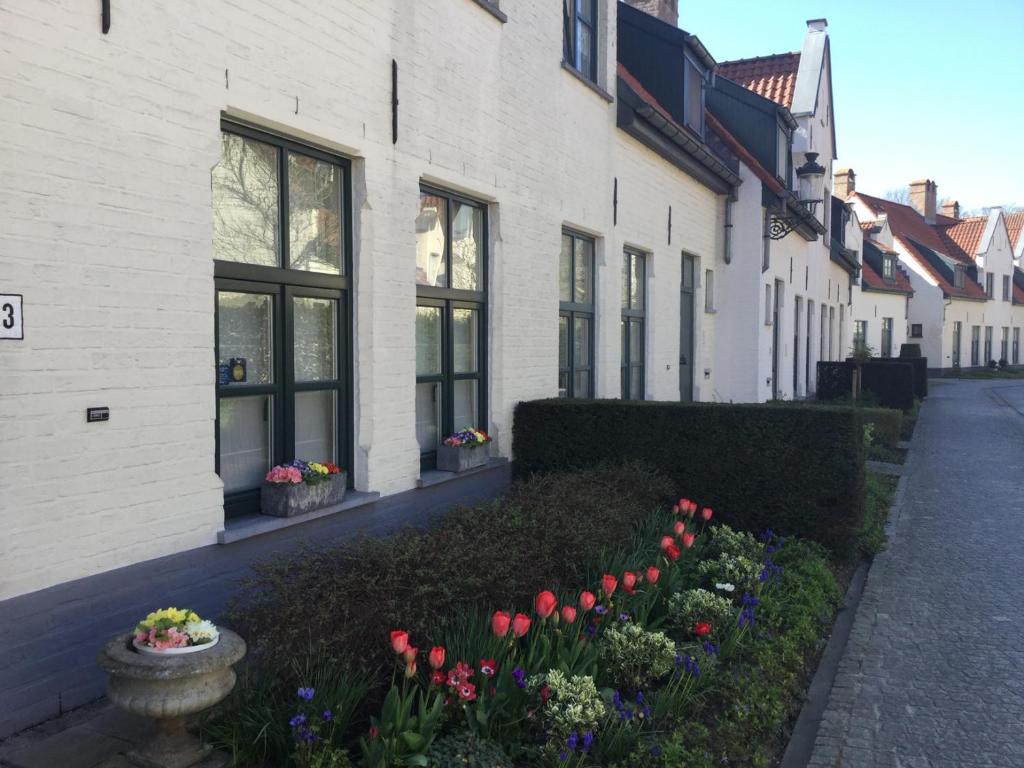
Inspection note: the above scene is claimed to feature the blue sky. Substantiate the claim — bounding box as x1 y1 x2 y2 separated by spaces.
679 0 1024 211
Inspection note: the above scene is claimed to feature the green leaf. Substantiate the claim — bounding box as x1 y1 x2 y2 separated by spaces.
401 731 426 751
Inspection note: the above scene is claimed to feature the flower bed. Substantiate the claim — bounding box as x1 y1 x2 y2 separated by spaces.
208 466 839 767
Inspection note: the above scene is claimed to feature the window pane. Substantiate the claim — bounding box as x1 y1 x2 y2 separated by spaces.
574 315 591 366
212 133 280 267
558 371 570 398
578 23 593 76
295 390 335 462
451 202 483 291
217 291 273 384
453 308 479 373
288 153 343 274
577 0 594 22
293 297 336 382
560 235 573 302
416 194 447 287
573 369 591 398
631 254 644 309
416 306 442 376
415 382 440 453
559 314 570 367
621 318 628 362
574 238 593 304
630 318 642 361
219 395 272 493
630 366 642 401
622 254 630 309
454 379 480 430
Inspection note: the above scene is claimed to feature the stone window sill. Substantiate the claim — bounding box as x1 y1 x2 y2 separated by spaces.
417 457 509 489
469 0 507 22
561 61 614 103
217 489 380 544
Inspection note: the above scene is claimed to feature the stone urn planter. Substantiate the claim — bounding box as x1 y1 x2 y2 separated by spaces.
436 443 491 472
97 628 246 768
260 472 347 517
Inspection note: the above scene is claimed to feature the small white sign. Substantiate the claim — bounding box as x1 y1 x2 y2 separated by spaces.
1 294 24 340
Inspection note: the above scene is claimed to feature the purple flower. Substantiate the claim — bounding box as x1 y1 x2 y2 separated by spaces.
619 612 631 622
297 687 315 701
702 640 720 657
582 731 594 753
512 666 526 690
595 604 608 615
322 709 332 722
289 713 307 728
567 732 579 751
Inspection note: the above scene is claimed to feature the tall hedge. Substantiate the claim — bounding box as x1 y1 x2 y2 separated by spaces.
513 400 865 559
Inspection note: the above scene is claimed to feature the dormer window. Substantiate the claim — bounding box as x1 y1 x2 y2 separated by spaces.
882 256 895 282
683 56 705 133
776 125 789 182
954 265 965 289
563 0 599 82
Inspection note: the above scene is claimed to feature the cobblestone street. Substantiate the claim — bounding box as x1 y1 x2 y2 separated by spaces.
809 379 1024 768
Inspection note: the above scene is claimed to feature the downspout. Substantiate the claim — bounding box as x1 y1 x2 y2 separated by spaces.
723 195 734 264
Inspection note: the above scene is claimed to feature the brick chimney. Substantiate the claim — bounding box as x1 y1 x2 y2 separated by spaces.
834 168 855 199
909 179 937 224
623 0 679 27
940 200 960 220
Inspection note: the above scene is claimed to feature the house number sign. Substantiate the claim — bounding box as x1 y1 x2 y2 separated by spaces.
0 294 24 340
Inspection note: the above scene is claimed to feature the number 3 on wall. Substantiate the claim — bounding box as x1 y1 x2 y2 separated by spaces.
0 294 24 340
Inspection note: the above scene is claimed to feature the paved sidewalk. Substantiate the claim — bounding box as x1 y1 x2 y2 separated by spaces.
808 380 1024 768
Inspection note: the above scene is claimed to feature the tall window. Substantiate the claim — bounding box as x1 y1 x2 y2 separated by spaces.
984 326 993 363
986 273 994 298
560 231 595 397
415 187 487 468
882 256 895 282
1014 328 1020 365
1001 327 1009 362
971 325 980 366
621 250 645 400
1003 275 1011 301
213 123 351 517
952 321 962 367
881 318 893 358
954 266 965 290
683 57 704 133
704 269 715 312
853 320 867 348
563 0 598 82
820 305 828 361
828 306 835 360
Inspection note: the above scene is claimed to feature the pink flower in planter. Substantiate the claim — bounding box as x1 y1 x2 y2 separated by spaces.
266 466 303 484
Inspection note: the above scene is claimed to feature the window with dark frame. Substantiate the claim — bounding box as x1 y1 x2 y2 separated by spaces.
853 320 866 348
986 273 994 298
560 230 596 398
1001 326 1009 362
882 256 895 282
881 317 893 358
683 56 705 134
563 0 599 82
212 122 352 518
415 187 488 470
954 266 965 290
911 323 923 338
971 325 980 366
1014 327 1020 365
621 249 645 400
1003 275 1011 301
984 325 993 363
952 321 962 367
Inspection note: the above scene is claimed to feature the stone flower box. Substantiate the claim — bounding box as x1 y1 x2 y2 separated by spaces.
436 443 491 473
260 472 348 517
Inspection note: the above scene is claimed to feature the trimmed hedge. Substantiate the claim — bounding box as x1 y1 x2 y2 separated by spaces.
859 406 903 448
513 399 865 559
816 361 854 401
896 354 928 398
860 361 915 411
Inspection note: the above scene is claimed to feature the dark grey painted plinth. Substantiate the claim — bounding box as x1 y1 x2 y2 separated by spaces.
0 462 511 738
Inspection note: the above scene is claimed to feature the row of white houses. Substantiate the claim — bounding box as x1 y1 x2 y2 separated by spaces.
0 0 1019 736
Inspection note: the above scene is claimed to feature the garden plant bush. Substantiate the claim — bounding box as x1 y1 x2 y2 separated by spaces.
210 478 842 768
513 399 865 559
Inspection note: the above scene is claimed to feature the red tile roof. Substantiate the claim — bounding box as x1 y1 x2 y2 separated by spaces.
705 112 785 196
717 52 801 108
1006 211 1024 252
854 191 987 300
941 216 987 259
861 253 913 296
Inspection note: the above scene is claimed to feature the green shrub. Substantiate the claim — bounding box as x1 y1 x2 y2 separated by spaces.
667 589 734 635
597 624 677 691
427 732 513 768
703 525 763 562
228 462 674 671
857 406 903 448
513 400 865 559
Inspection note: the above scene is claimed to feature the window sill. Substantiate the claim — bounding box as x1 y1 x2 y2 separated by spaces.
705 308 717 315
560 61 614 103
217 489 381 544
468 0 507 22
417 456 509 488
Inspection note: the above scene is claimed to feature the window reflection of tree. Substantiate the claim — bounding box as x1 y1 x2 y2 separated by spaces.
212 134 280 266
416 199 446 286
289 155 342 274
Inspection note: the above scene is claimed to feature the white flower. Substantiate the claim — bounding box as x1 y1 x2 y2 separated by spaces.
185 620 218 644
715 582 736 593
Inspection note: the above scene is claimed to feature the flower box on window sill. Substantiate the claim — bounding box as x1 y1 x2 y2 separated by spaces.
436 444 491 473
261 471 348 518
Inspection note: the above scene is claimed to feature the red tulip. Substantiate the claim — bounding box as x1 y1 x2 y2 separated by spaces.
702 507 713 521
512 612 532 637
561 605 577 623
678 497 688 508
491 610 511 637
660 535 675 551
404 659 418 677
622 571 637 594
673 520 686 535
672 504 680 515
369 726 379 740
646 566 661 584
665 543 681 561
579 591 596 611
535 590 558 619
682 532 696 549
687 501 697 517
390 630 409 655
694 622 712 637
402 645 418 664
428 646 445 670
601 573 618 597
